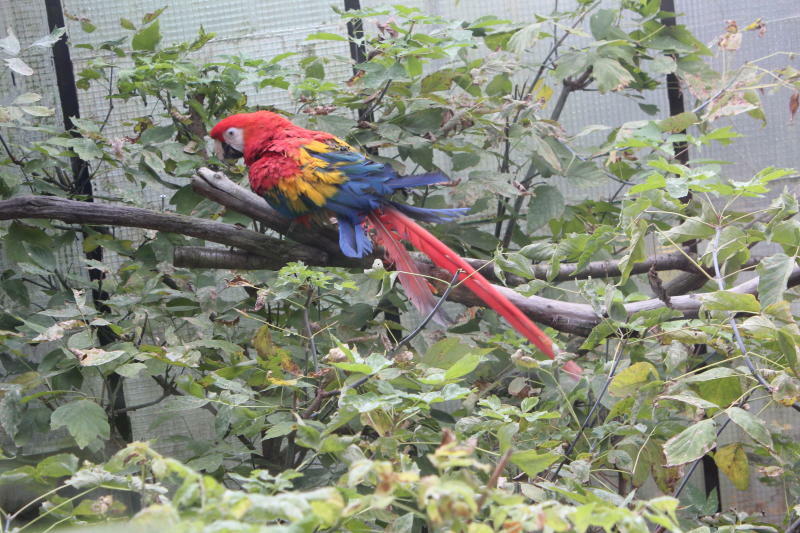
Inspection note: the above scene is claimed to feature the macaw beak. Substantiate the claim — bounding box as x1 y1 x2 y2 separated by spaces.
213 140 244 161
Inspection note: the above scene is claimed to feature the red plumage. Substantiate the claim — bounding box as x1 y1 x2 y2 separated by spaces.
374 207 582 377
210 111 582 378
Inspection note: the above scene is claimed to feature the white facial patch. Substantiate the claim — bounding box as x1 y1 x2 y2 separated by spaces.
223 127 244 153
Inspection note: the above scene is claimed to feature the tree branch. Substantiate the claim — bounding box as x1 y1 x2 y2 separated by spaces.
2 178 791 337
173 245 800 336
0 195 327 265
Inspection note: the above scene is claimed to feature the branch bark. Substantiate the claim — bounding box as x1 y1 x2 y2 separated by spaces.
173 245 800 336
1 169 788 337
0 195 327 265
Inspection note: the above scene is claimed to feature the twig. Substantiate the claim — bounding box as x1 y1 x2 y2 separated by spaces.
476 448 513 509
389 269 462 357
112 392 169 414
710 228 800 412
548 337 627 481
303 287 318 372
786 515 800 533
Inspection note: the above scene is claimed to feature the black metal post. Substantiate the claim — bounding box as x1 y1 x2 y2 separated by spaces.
44 0 133 445
660 0 721 512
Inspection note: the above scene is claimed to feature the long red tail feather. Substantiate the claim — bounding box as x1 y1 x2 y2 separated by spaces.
375 207 582 377
367 212 450 326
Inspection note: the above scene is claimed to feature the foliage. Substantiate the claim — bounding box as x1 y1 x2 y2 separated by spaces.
1 2 800 531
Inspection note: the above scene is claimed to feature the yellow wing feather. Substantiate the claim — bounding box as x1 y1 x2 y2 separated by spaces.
273 139 350 214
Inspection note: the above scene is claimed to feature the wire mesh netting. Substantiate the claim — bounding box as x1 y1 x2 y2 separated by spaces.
1 0 799 520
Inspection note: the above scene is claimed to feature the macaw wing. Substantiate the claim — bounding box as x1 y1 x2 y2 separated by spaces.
263 138 389 216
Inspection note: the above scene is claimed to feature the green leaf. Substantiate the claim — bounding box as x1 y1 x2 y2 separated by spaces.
120 18 136 30
701 292 760 314
485 74 512 96
526 185 565 233
609 362 658 397
306 32 347 41
510 450 558 477
663 418 716 466
662 217 714 243
51 400 110 449
74 348 126 367
140 125 176 144
777 327 799 373
756 253 795 307
37 453 79 478
421 338 474 369
592 57 634 93
713 443 749 490
331 362 372 374
618 219 647 283
451 152 480 172
444 352 482 381
263 421 295 440
131 20 161 51
726 406 773 449
658 111 699 133
692 374 742 409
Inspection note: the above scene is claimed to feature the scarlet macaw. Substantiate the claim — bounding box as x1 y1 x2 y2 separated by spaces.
209 111 581 376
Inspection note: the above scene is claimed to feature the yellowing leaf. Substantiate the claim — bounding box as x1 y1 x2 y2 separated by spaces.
663 418 716 466
609 362 658 397
714 443 749 490
72 348 126 366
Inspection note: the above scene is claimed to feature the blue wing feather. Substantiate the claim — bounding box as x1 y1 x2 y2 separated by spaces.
301 145 467 257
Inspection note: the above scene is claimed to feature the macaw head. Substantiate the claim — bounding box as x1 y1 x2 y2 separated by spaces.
209 110 293 162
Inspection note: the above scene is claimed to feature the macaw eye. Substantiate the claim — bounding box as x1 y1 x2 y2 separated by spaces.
226 129 233 137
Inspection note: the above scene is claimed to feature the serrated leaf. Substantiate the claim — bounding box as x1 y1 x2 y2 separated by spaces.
510 450 558 478
444 352 481 381
73 348 126 366
618 219 647 282
701 292 760 314
663 418 716 466
714 443 749 490
662 217 714 243
20 105 54 117
37 453 79 478
31 27 66 48
306 32 347 41
526 185 564 233
592 57 634 93
131 20 161 51
13 93 41 105
756 253 795 307
263 421 295 440
331 362 372 374
658 111 699 133
726 406 773 449
609 362 658 397
51 400 110 449
659 392 719 410
0 28 21 55
4 57 33 76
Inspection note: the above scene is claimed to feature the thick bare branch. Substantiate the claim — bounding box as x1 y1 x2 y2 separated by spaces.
0 195 326 265
173 245 800 336
3 183 789 338
192 167 345 257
